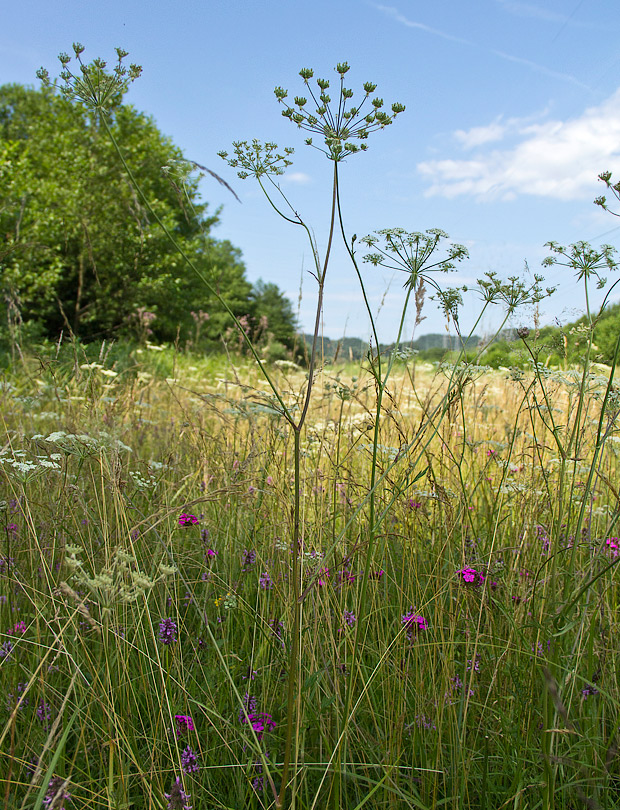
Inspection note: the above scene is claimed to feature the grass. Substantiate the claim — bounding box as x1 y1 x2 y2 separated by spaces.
1 341 620 809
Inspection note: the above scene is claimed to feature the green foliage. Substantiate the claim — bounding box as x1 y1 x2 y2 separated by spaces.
0 82 297 353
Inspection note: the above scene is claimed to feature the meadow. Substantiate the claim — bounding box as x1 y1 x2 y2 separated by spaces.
1 339 620 810
3 48 620 810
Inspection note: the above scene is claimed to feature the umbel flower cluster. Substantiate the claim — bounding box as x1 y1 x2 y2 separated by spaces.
218 62 405 179
276 62 405 161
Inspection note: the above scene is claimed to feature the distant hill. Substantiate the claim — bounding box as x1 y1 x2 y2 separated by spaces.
301 333 481 361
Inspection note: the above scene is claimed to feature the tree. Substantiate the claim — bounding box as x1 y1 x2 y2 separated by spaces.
0 82 296 350
249 279 298 350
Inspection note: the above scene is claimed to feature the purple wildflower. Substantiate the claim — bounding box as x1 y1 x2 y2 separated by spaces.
259 571 273 590
159 618 178 645
5 681 29 712
43 776 71 809
178 513 198 527
458 567 485 586
401 610 427 644
181 745 199 773
414 714 436 730
248 712 276 741
239 693 258 723
0 640 14 659
445 675 474 704
401 611 428 631
343 610 356 627
242 549 257 569
164 777 192 810
175 715 195 736
37 698 51 728
7 620 26 635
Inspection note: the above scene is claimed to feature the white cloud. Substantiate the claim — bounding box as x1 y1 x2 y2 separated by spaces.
284 172 312 184
454 117 509 149
418 88 620 201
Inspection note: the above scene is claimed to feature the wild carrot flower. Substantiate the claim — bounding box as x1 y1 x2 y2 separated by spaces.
181 745 199 773
159 618 178 645
164 777 192 810
178 513 198 527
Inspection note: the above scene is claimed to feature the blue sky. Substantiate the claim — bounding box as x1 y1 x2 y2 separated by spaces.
3 0 620 342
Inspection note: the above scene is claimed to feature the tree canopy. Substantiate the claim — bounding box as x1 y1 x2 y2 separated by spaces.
0 82 298 353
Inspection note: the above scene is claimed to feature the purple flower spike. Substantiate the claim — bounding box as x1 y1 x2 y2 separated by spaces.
159 618 178 645
164 777 192 810
43 776 71 809
181 745 199 773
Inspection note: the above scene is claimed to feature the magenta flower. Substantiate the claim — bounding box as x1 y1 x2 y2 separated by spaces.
401 610 428 644
458 567 485 586
205 549 218 557
178 513 198 527
248 712 276 741
7 621 26 635
402 611 428 631
175 715 195 736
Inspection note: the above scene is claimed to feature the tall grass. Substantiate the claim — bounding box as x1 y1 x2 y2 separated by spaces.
1 339 620 809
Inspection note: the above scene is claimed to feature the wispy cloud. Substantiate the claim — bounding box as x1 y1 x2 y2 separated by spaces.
493 0 574 25
372 4 590 89
371 5 473 46
418 88 620 201
490 49 591 90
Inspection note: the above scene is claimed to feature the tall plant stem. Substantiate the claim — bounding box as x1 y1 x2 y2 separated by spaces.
278 160 339 809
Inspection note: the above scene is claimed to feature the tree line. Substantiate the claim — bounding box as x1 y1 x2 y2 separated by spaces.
0 82 299 359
